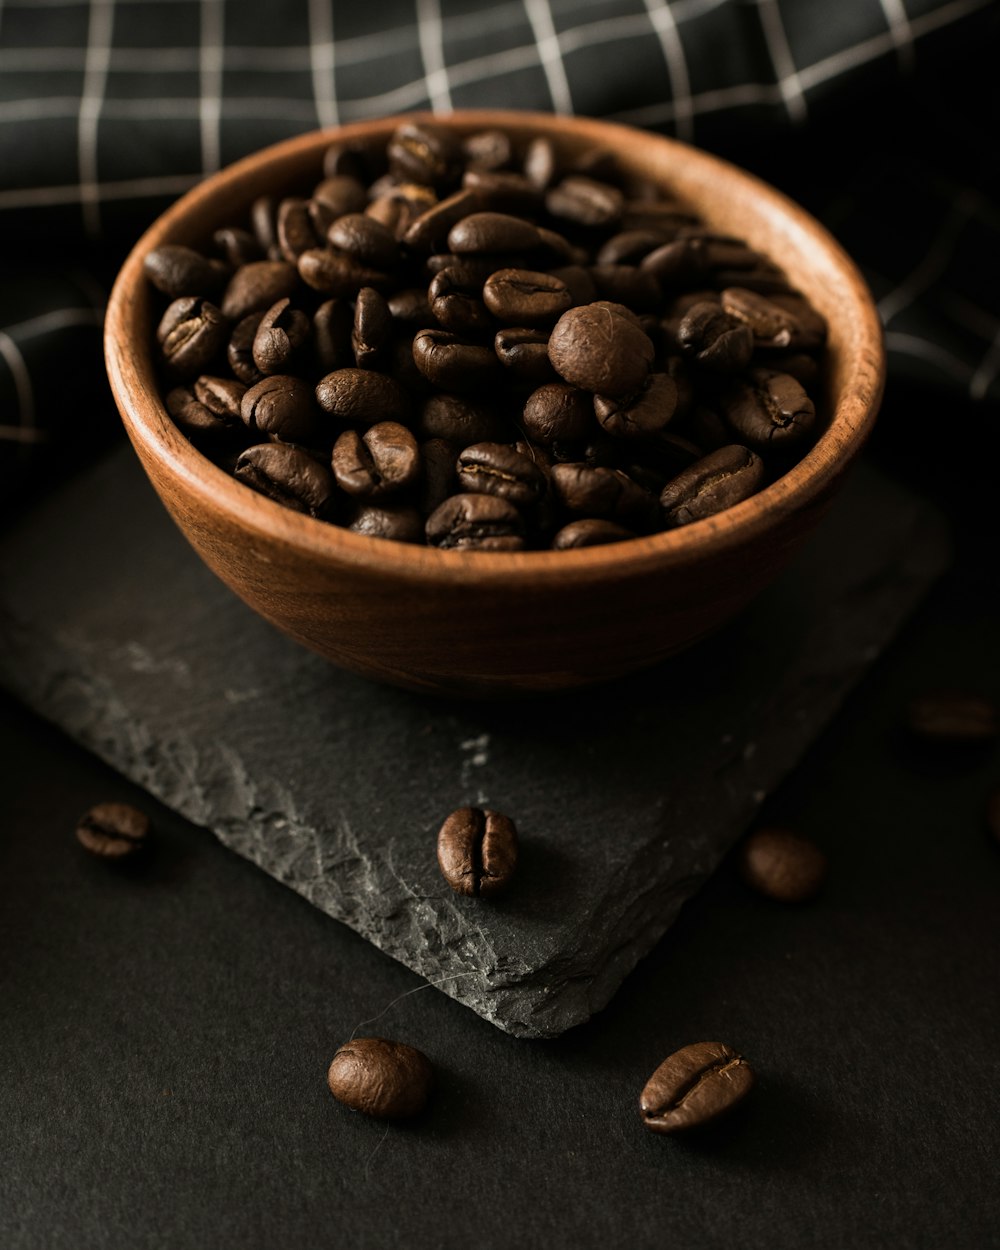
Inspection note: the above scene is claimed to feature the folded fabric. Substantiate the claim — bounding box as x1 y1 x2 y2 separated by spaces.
1 0 996 499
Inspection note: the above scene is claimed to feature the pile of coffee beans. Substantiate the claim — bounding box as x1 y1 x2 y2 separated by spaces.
145 121 828 550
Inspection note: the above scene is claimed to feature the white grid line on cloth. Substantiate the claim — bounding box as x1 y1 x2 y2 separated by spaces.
416 0 454 113
1 308 104 340
199 0 224 175
877 187 981 324
642 0 695 142
523 0 573 114
755 0 807 124
0 331 35 439
78 0 115 238
879 0 917 72
969 326 1000 400
613 80 783 126
308 0 339 129
0 173 202 211
884 330 973 384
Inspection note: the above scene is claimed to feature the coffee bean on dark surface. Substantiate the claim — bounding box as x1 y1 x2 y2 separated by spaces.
906 692 998 743
739 828 827 902
76 802 150 860
327 1037 433 1119
146 122 829 548
436 807 518 897
640 1042 754 1134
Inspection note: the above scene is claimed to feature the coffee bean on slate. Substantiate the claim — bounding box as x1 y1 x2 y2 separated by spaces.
678 301 754 372
594 372 678 440
640 1042 754 1134
425 493 525 551
456 442 547 506
234 443 334 517
551 518 636 549
483 268 572 326
388 121 462 188
448 211 543 254
252 298 310 375
523 382 595 444
332 422 420 498
739 828 827 902
548 304 654 397
157 297 228 378
906 693 998 743
436 807 518 897
986 786 1000 847
352 287 393 369
327 213 399 269
660 444 765 527
494 328 556 386
241 375 319 442
143 245 228 298
347 502 424 542
76 802 150 860
545 176 624 228
412 329 501 391
327 1037 433 1119
315 368 410 425
220 260 298 321
721 369 816 447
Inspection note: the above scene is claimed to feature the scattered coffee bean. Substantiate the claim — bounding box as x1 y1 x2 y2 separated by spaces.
739 828 827 902
327 1037 433 1119
640 1042 754 1134
436 807 518 896
906 692 998 743
76 802 150 859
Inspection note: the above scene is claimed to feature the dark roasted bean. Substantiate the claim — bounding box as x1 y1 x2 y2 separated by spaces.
550 463 654 525
660 444 765 527
276 197 319 261
327 213 399 268
482 268 572 326
494 327 556 386
548 304 654 397
387 287 436 329
311 174 368 216
76 802 150 859
157 297 228 377
721 369 816 448
352 287 393 369
402 189 484 252
250 195 279 253
347 501 424 543
463 168 544 215
412 329 501 391
523 382 595 444
193 375 246 424
228 311 266 385
456 442 547 506
640 1042 754 1134
597 230 670 266
740 828 827 902
143 245 228 298
721 287 806 350
327 1037 433 1119
241 375 320 442
551 518 636 549
252 298 310 375
428 267 493 334
425 493 525 551
221 260 298 321
545 176 624 228
331 421 420 498
678 301 754 373
419 438 459 514
166 385 232 442
448 211 543 255
313 299 354 373
589 265 661 312
315 367 410 425
297 248 390 297
594 372 678 439
322 142 368 182
213 227 264 268
417 393 509 444
462 129 513 171
387 121 462 188
234 443 334 517
436 807 518 896
523 136 559 189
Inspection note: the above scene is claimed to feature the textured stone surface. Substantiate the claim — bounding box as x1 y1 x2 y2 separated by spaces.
0 447 948 1037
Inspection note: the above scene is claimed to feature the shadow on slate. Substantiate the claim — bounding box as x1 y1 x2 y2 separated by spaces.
0 446 949 1037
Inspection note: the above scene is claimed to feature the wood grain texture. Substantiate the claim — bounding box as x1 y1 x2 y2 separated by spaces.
104 110 885 695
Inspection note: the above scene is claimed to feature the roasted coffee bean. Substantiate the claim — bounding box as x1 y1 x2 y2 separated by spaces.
678 301 754 372
551 463 654 525
331 421 420 498
166 385 231 442
660 444 764 526
428 267 493 334
548 304 654 397
387 121 461 188
348 502 424 542
220 260 298 322
597 230 670 266
412 329 501 391
549 264 599 307
276 198 319 261
906 693 998 743
425 493 525 551
740 828 827 902
352 287 393 369
402 189 484 252
241 375 320 442
523 136 559 189
462 128 513 171
456 442 547 506
551 518 636 548
640 1042 754 1134
621 201 699 234
327 213 399 269
721 369 816 448
250 195 279 254
297 248 389 297
494 328 556 386
642 236 760 286
193 375 246 424
234 443 334 516
546 176 624 228
436 807 518 896
483 268 572 326
76 801 150 859
313 299 354 373
143 245 228 298
594 372 678 440
327 1037 433 1119
721 287 804 350
463 168 544 216
523 382 595 444
447 212 543 255
316 367 410 425
388 287 436 329
252 298 310 375
213 226 263 268
311 174 368 217
419 438 459 514
767 292 827 349
157 297 228 377
322 142 368 182
227 311 266 385
417 393 509 444
589 265 661 313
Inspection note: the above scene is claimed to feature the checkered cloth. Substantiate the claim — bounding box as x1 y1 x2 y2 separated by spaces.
1 0 997 499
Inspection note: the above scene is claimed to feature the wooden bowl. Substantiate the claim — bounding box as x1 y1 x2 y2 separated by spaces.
105 110 884 696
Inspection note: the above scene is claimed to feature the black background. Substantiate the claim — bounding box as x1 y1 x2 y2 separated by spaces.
2 401 999 1249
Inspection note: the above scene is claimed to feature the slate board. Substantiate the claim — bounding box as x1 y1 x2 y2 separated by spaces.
0 446 948 1037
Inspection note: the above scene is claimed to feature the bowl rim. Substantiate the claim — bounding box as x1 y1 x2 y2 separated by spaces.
105 108 885 587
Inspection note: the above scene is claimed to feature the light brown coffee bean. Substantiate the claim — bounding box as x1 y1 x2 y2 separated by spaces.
436 807 518 896
640 1042 754 1134
76 802 150 859
739 828 827 902
327 1037 433 1119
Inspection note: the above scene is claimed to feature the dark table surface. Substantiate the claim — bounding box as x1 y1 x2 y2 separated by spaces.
2 400 999 1250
